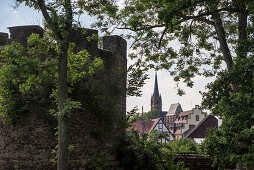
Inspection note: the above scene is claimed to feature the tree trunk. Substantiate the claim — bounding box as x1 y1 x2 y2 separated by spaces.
213 14 233 71
58 42 69 170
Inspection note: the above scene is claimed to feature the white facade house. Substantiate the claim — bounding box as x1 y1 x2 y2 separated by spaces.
181 105 205 134
173 105 205 139
153 118 174 142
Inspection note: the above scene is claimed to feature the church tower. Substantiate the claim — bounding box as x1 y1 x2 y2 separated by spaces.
151 72 162 112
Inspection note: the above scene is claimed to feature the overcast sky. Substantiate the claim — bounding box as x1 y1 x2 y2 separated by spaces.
0 0 216 113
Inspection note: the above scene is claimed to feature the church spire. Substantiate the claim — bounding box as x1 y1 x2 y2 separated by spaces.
153 72 159 97
151 72 162 112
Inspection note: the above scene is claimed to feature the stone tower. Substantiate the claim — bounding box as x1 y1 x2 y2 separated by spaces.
151 72 162 112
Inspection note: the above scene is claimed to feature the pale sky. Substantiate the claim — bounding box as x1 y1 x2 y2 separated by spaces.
0 0 216 113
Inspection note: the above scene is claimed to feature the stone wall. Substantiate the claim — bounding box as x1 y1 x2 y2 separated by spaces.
0 25 127 169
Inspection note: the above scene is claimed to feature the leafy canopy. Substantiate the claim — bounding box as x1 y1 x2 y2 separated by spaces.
90 0 253 94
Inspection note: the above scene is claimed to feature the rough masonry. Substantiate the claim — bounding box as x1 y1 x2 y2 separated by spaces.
0 25 127 169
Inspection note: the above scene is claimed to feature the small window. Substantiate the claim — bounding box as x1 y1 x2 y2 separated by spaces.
196 115 199 121
158 123 163 129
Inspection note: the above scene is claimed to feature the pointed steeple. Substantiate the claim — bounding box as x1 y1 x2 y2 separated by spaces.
153 72 159 97
151 72 162 112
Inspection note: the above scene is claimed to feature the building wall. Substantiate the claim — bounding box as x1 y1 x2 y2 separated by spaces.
151 96 162 111
188 115 218 139
164 104 183 128
181 105 205 134
153 119 174 141
0 25 127 169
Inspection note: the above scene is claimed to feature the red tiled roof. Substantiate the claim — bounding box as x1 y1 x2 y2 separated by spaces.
178 110 193 116
127 118 160 135
174 110 193 124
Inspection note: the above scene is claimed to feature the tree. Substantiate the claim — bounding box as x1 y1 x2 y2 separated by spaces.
14 0 115 169
132 109 160 121
89 1 254 168
91 0 253 92
201 54 254 168
118 130 188 170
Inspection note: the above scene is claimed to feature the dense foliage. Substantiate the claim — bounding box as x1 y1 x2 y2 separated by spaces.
118 131 202 170
0 34 103 124
130 109 161 121
201 53 254 168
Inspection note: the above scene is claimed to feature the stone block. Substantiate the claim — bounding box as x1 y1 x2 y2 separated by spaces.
8 25 44 47
70 28 98 57
0 32 8 46
103 35 127 68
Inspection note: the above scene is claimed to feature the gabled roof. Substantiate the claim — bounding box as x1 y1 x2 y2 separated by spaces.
127 118 160 134
166 103 182 116
184 115 218 139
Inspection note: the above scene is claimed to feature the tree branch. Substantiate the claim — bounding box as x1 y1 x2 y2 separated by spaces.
117 24 165 31
158 27 167 49
37 0 61 40
196 17 215 25
180 7 239 24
